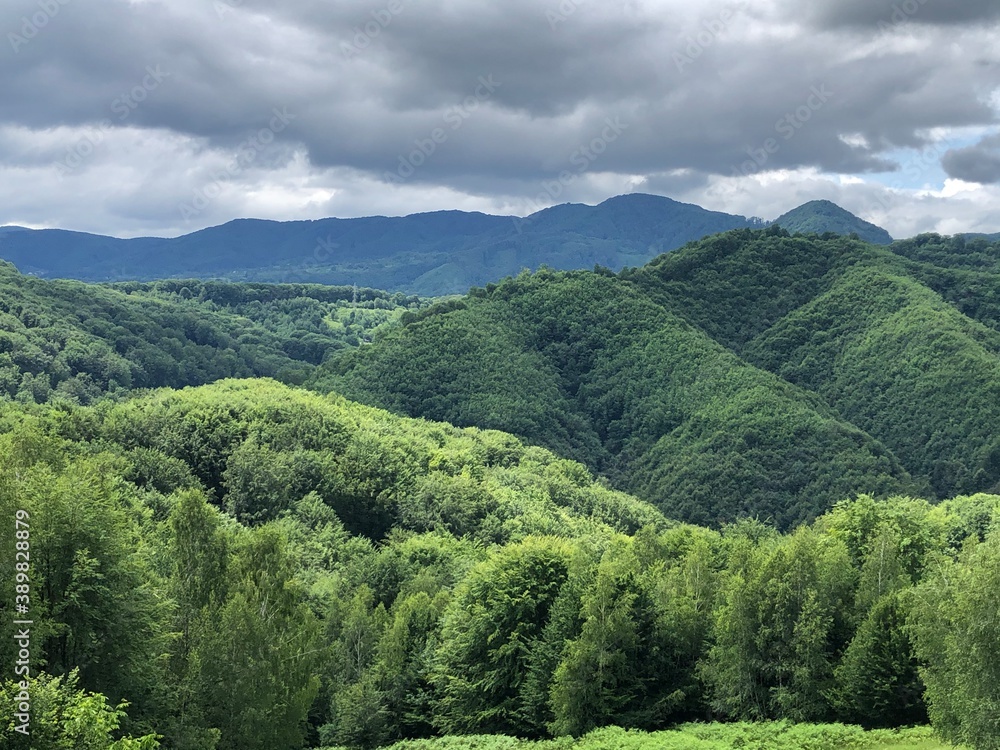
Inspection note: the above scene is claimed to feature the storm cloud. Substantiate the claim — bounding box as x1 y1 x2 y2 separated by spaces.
0 0 998 237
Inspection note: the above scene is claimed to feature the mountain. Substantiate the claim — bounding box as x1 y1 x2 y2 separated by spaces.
0 195 757 295
315 226 1000 527
0 194 887 295
7 222 998 529
773 199 893 245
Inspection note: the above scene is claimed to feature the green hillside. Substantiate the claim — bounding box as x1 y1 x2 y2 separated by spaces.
4 226 1000 750
744 268 1000 497
0 262 423 403
630 230 1000 500
317 226 1000 521
316 264 911 529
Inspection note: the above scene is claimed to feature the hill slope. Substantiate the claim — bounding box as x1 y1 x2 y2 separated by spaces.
4 378 997 747
316 256 913 529
631 229 1000 498
316 226 1000 523
0 261 422 403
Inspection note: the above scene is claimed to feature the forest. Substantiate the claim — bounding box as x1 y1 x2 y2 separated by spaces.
0 263 424 403
319 228 1000 524
1 228 1000 749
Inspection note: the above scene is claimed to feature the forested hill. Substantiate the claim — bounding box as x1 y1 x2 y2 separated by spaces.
2 232 1000 749
773 200 894 245
317 226 1000 528
0 194 886 295
0 262 423 403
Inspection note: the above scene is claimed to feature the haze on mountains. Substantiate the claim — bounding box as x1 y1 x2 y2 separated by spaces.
0 194 887 295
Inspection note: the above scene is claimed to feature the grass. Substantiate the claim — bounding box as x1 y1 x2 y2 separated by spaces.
322 722 963 750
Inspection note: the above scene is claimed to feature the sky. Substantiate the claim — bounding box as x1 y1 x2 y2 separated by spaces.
1 0 1000 239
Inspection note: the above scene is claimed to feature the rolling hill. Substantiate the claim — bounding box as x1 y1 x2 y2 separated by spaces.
315 226 1000 527
0 261 423 403
3 225 1000 749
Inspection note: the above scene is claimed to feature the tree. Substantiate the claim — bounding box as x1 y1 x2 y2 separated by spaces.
194 526 322 750
832 592 925 728
704 527 855 721
433 537 575 735
0 670 160 750
550 546 640 736
911 531 1000 749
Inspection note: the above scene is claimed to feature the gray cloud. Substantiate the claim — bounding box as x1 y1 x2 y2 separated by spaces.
0 0 998 237
792 0 1000 29
942 133 1000 184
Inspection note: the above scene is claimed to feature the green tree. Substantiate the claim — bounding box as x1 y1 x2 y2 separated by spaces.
0 670 160 750
320 586 389 747
433 537 575 735
195 526 322 750
832 592 925 727
911 531 1000 749
550 546 640 736
705 527 855 721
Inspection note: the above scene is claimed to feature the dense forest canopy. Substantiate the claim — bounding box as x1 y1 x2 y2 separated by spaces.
0 262 424 404
772 200 893 245
0 380 997 750
317 227 1000 527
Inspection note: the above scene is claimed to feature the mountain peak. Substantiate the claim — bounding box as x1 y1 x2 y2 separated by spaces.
773 200 893 245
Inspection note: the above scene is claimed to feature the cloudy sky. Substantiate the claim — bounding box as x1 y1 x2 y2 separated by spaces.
2 0 1000 239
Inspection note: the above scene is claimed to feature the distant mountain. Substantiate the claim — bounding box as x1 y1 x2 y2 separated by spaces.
773 200 893 245
0 195 891 294
962 231 1000 242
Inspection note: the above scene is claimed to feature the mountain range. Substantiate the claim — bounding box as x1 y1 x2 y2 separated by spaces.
0 195 890 295
5 198 1000 531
